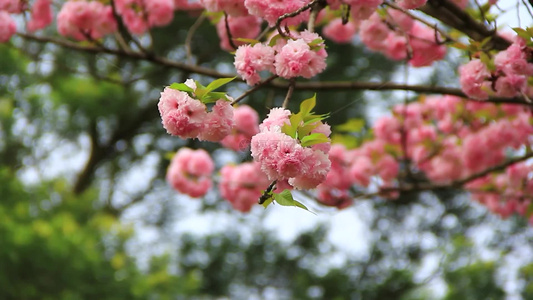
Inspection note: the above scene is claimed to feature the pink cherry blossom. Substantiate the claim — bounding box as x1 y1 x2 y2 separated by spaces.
166 148 214 198
216 15 261 51
0 11 16 43
27 0 53 32
322 18 357 44
221 105 260 151
234 43 275 85
219 162 270 212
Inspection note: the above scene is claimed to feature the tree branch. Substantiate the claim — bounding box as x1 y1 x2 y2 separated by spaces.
419 0 510 51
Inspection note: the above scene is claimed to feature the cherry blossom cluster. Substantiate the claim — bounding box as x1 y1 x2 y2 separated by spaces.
250 106 332 190
166 148 215 198
459 38 533 100
219 162 270 212
220 105 260 151
234 30 328 85
0 0 52 42
321 7 446 67
158 79 235 142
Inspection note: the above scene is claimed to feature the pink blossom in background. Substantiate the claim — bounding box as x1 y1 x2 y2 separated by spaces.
459 59 491 100
387 9 414 31
166 148 214 198
198 100 235 142
359 13 390 51
349 0 383 21
221 105 260 151
0 0 24 13
322 18 357 44
0 11 16 43
216 15 261 51
27 0 53 32
396 0 427 9
115 0 175 34
200 0 248 16
408 23 446 67
244 0 310 27
219 162 270 212
57 1 117 40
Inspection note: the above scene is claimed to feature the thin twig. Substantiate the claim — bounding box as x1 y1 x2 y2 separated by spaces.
282 78 296 108
224 11 239 50
276 0 319 37
185 13 206 64
231 75 278 105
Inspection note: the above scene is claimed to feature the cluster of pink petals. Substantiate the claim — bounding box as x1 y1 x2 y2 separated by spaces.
221 105 260 151
201 0 249 16
216 15 261 51
466 162 533 223
365 95 533 191
234 31 328 84
27 0 52 32
115 0 175 35
460 40 533 100
0 0 53 42
234 43 276 85
250 108 332 190
322 18 358 44
57 1 117 40
158 81 235 142
244 0 310 26
219 162 270 212
166 148 215 198
316 144 354 209
358 12 446 66
396 0 427 9
0 0 25 13
0 11 15 42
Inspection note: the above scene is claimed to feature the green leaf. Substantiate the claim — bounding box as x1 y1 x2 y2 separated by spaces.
204 77 236 93
169 83 194 93
281 113 302 139
200 92 230 104
297 123 319 138
299 94 316 117
300 132 329 147
234 38 260 45
268 34 284 47
261 197 274 208
274 190 309 211
512 27 531 40
308 38 324 47
336 118 365 133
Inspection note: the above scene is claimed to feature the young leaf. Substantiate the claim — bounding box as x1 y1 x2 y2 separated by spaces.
169 83 194 93
297 122 320 138
261 197 274 208
268 34 284 47
299 94 316 117
300 132 329 147
204 77 236 93
274 189 309 211
200 92 230 104
234 38 260 45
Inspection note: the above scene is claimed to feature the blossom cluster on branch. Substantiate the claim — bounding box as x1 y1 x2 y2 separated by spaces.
3 0 533 221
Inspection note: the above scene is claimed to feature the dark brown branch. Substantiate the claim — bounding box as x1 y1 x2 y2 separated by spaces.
18 33 531 106
419 0 510 50
271 81 531 105
381 152 533 195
